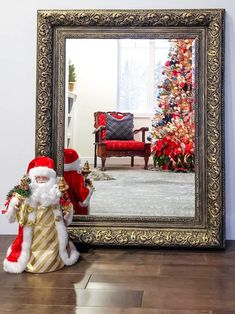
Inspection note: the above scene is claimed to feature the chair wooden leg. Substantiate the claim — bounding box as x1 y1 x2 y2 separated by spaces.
144 156 149 169
101 158 106 171
94 145 97 168
131 156 134 167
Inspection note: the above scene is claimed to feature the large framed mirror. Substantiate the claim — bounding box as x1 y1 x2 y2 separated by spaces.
36 9 225 248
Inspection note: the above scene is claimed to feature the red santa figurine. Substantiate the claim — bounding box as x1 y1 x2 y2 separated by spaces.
3 156 79 274
64 148 94 215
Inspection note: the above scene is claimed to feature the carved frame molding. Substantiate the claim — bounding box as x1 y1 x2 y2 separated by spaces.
36 9 225 248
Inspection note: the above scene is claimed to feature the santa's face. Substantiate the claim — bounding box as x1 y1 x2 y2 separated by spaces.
35 176 49 184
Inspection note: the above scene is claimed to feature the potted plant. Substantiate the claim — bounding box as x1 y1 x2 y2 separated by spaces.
68 60 76 92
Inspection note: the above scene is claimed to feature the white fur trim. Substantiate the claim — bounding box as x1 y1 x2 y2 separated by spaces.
3 224 34 273
64 209 73 227
53 208 79 265
67 240 80 264
28 167 56 180
64 159 82 172
6 197 19 223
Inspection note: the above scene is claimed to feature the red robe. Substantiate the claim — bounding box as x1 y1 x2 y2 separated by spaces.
63 171 90 215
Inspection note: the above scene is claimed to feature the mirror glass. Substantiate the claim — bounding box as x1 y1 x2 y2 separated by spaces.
64 38 196 218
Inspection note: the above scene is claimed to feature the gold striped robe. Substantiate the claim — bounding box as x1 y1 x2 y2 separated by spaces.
26 205 64 273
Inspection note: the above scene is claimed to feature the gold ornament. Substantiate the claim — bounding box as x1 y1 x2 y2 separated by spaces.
58 177 69 193
82 161 91 177
82 161 93 187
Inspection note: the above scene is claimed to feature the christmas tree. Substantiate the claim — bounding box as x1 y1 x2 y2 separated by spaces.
150 39 195 172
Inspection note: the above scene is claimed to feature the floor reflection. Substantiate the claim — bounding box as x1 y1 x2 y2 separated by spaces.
89 165 195 217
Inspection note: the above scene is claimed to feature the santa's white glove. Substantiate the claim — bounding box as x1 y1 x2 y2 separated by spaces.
6 197 19 223
78 201 88 207
79 186 95 207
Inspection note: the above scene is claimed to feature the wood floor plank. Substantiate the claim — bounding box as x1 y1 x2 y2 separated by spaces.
87 273 235 292
59 259 161 276
0 271 91 289
0 287 143 308
79 249 208 266
0 287 76 306
160 264 235 279
213 311 235 314
0 304 76 314
142 289 235 311
0 235 14 245
1 236 235 313
0 304 213 314
204 251 235 266
75 308 212 314
0 288 143 307
73 307 211 314
0 236 13 255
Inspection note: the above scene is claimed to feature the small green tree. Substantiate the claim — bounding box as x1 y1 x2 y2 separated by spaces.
69 60 76 82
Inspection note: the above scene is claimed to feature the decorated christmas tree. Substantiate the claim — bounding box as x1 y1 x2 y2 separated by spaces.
150 39 195 172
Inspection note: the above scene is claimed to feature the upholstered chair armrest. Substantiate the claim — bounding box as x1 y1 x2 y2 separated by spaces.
93 125 106 142
133 127 149 142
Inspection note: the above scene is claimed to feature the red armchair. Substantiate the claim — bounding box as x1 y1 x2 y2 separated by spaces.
94 111 151 171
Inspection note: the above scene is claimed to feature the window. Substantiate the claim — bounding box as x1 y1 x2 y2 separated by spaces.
118 39 170 115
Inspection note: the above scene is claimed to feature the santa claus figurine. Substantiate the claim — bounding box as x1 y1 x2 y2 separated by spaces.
64 148 94 215
3 156 79 274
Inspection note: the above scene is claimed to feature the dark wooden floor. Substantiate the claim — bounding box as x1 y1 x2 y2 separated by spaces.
1 236 235 313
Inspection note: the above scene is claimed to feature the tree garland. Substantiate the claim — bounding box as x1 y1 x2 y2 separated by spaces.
6 175 31 200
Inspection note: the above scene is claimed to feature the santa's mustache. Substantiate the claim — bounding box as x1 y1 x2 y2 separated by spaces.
29 179 61 207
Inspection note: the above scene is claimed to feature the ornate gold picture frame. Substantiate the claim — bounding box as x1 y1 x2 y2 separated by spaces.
36 9 225 248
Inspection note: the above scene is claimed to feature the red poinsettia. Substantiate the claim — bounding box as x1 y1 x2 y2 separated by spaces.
152 133 194 172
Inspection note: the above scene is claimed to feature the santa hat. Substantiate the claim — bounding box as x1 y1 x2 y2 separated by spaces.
64 148 81 172
27 156 56 180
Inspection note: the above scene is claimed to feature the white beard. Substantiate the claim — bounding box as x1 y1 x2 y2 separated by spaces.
27 178 61 207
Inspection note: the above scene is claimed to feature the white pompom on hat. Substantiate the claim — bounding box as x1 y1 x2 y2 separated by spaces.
64 148 82 172
27 156 56 180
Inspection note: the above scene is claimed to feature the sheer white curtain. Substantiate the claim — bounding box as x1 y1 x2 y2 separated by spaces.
117 39 170 114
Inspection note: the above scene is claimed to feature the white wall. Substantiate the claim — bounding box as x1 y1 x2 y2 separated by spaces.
0 0 234 238
67 39 118 157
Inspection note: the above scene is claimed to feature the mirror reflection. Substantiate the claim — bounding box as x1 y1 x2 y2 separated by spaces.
64 38 195 218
